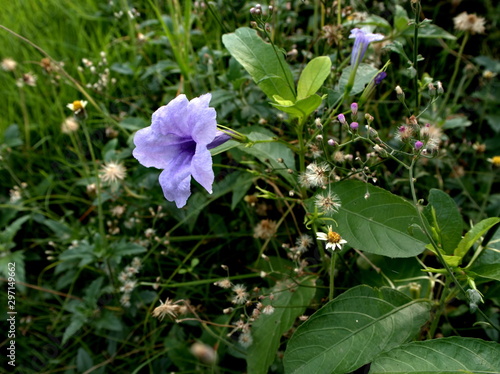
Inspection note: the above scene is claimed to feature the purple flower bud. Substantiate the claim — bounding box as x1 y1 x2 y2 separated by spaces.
338 113 347 124
414 140 424 150
350 102 358 116
328 139 336 146
350 122 359 131
374 71 387 85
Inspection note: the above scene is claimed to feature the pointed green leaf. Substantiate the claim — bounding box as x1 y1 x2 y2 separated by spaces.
297 56 331 100
403 23 457 40
270 95 322 118
424 189 463 255
331 180 428 257
370 337 500 373
470 226 500 281
222 27 295 102
338 63 379 96
247 276 317 374
454 217 500 259
284 285 431 374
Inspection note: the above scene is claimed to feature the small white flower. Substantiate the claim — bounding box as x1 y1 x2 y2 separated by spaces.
317 226 347 251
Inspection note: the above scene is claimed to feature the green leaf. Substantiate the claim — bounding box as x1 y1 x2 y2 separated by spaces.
297 56 331 100
222 27 295 102
283 285 431 374
442 115 472 129
403 23 457 40
470 225 500 281
2 124 23 148
331 180 428 258
231 173 254 210
246 276 317 374
238 126 296 185
454 217 500 259
0 215 30 251
108 240 147 260
76 348 94 372
338 63 379 96
0 251 26 293
270 94 323 118
62 315 86 345
424 189 463 255
370 337 500 373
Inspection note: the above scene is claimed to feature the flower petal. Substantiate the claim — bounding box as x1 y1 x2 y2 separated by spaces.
187 93 217 145
133 126 192 169
158 161 192 208
191 144 214 194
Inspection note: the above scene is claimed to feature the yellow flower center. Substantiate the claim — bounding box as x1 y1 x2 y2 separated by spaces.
327 231 341 244
72 100 84 111
492 156 500 167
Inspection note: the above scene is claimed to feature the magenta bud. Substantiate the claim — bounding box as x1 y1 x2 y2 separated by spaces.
328 139 336 146
338 113 346 124
350 122 359 131
415 140 424 150
351 102 358 116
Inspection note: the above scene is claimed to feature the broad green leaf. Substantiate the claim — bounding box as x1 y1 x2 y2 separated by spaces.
331 180 428 257
403 23 457 40
231 173 254 210
470 226 500 281
297 56 331 100
443 115 472 129
338 63 379 96
222 27 295 102
370 337 500 374
393 5 410 32
76 348 94 373
271 94 323 118
284 285 431 374
247 276 317 374
454 217 500 259
424 189 463 255
238 126 296 185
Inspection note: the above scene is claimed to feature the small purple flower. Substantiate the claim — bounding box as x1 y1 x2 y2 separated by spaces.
338 113 347 124
133 93 230 208
350 122 359 131
328 139 336 146
414 140 424 150
374 71 387 85
349 28 384 66
350 102 358 116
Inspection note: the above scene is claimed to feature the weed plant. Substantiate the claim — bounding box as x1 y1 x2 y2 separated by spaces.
1 0 500 373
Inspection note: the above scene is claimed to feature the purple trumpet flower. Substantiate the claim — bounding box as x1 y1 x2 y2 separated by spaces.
133 93 230 208
349 28 384 66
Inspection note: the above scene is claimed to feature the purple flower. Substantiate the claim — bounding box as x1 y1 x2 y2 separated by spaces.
349 28 384 66
374 71 387 85
414 140 424 150
133 93 230 208
350 122 359 131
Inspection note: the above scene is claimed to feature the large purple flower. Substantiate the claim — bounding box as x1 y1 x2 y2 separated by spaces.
349 28 384 66
133 93 230 208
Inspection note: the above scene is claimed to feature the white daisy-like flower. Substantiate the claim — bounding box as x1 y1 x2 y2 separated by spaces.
66 100 88 114
317 225 347 251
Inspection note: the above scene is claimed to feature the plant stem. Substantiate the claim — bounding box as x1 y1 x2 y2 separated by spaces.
441 32 469 115
412 1 421 112
329 252 336 300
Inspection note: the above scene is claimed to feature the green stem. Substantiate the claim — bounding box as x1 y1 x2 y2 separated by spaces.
441 32 469 115
80 119 106 245
408 160 500 333
329 252 336 300
412 1 420 112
